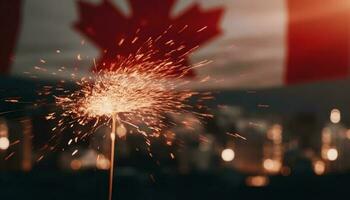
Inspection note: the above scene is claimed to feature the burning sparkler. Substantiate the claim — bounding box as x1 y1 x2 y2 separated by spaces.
49 45 213 200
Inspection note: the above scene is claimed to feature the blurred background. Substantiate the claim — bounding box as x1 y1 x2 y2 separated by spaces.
1 0 350 199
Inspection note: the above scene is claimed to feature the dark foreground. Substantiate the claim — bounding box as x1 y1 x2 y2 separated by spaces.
0 169 347 200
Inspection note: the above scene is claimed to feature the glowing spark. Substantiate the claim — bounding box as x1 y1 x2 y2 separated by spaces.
72 149 78 156
226 132 247 141
37 155 44 162
5 152 15 160
197 26 208 32
4 99 19 103
53 51 210 137
118 38 125 46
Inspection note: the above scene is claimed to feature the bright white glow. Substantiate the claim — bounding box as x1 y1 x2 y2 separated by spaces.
221 148 235 162
330 109 341 123
327 148 338 161
0 137 10 150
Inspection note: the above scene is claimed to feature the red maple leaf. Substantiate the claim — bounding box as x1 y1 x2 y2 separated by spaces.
74 0 223 76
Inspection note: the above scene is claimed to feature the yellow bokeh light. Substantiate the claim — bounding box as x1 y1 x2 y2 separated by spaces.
263 159 282 173
313 160 326 175
246 176 269 187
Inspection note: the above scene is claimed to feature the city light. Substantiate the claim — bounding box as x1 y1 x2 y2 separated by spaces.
221 148 235 162
326 148 338 161
116 124 127 138
330 109 341 124
281 166 291 176
70 159 82 170
96 154 111 170
267 124 282 144
313 160 326 175
0 137 10 150
246 176 269 187
0 120 8 139
346 129 350 140
263 159 282 173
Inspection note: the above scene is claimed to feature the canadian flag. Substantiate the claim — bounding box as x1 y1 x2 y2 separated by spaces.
1 0 350 89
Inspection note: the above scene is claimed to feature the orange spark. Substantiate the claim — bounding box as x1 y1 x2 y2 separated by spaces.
51 48 212 140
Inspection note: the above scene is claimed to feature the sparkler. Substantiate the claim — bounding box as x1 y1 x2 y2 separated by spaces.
109 114 117 200
50 47 212 200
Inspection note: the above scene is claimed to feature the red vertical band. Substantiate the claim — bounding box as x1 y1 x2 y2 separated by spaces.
0 0 21 74
286 0 350 84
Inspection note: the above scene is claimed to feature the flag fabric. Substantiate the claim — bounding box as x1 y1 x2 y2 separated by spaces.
2 0 350 89
0 0 21 74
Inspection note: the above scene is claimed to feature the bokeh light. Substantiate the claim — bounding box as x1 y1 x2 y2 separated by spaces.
0 137 10 150
326 148 338 161
330 109 341 124
221 148 235 162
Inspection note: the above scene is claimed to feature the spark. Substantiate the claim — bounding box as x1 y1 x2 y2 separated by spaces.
226 132 247 141
72 149 78 156
52 49 211 138
118 38 125 46
131 37 138 44
9 140 21 147
4 99 19 103
37 155 44 162
34 66 47 72
5 152 15 160
197 26 208 32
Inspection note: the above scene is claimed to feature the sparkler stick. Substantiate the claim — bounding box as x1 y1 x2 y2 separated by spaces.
109 113 117 200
